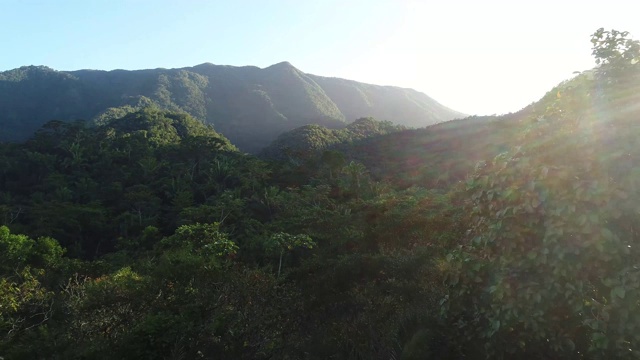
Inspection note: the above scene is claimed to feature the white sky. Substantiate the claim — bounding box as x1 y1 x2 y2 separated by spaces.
2 0 639 116
330 0 640 115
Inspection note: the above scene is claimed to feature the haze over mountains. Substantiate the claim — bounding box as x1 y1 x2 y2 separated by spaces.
0 62 464 152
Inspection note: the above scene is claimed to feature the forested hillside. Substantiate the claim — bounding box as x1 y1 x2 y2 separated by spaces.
262 113 524 189
0 61 464 153
260 116 406 161
1 28 640 359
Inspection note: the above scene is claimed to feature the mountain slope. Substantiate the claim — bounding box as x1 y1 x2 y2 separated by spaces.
262 68 615 192
260 117 406 161
307 74 465 127
0 62 464 152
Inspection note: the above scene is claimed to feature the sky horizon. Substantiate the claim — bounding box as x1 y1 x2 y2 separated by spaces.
2 0 639 116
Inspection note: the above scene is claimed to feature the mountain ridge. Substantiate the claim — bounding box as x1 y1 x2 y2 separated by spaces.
0 62 465 152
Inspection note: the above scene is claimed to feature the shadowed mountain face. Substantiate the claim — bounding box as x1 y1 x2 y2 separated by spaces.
0 62 464 152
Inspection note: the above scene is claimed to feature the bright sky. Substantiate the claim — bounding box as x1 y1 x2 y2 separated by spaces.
1 0 639 115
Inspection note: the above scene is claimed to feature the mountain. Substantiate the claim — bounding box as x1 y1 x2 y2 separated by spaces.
0 62 464 152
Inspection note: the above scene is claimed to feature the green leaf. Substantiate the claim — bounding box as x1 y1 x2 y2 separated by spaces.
491 320 501 332
600 228 614 239
612 286 626 299
563 338 576 351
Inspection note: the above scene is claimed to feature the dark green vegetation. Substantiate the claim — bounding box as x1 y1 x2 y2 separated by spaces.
0 61 464 153
260 116 406 161
2 29 640 359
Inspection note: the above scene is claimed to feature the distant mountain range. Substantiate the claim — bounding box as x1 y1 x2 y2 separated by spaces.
0 62 465 152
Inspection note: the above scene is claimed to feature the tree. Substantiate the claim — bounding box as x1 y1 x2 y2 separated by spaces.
321 150 345 180
0 227 64 355
124 184 161 227
266 232 315 278
161 222 238 258
590 28 640 115
342 161 368 198
591 28 640 78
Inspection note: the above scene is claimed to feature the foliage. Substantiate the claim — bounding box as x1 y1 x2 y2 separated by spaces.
0 226 65 357
591 28 640 82
260 117 405 162
441 28 640 359
161 222 238 258
0 103 465 358
266 232 315 277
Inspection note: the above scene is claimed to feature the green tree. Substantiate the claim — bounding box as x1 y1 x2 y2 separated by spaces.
321 150 345 180
342 161 368 198
590 28 640 119
591 28 640 80
161 222 238 258
0 227 64 356
266 232 315 277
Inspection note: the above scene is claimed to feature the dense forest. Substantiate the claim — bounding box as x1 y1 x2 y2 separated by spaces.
1 28 640 359
0 61 464 153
